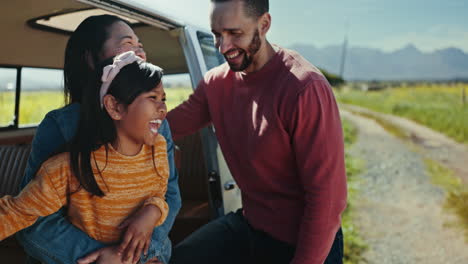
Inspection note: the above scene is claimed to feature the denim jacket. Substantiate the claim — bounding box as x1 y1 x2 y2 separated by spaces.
16 103 181 264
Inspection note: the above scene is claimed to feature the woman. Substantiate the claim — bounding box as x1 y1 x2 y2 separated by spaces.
16 15 181 264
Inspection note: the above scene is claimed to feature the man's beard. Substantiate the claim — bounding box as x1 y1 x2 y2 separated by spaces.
226 29 261 72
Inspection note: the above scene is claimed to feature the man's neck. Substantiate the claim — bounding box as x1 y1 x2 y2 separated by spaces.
243 41 277 73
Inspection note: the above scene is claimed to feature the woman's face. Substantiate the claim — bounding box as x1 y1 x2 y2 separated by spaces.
99 21 147 61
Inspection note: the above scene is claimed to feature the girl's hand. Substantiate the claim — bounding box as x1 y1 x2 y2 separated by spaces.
77 246 132 264
117 205 162 264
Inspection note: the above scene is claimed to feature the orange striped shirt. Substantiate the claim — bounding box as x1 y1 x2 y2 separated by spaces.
0 134 169 243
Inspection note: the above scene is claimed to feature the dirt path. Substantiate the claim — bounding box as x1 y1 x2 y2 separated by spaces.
342 104 468 184
340 109 468 264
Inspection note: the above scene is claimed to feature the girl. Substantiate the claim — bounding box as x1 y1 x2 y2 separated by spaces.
0 51 169 263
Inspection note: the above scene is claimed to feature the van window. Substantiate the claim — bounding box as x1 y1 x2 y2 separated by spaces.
197 32 225 71
0 68 17 128
164 73 192 110
19 68 64 127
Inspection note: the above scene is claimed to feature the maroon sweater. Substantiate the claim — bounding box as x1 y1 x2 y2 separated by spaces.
167 47 347 264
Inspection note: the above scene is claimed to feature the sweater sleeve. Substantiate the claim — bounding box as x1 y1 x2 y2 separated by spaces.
288 80 347 264
0 164 67 240
167 80 212 140
143 197 169 227
143 135 170 227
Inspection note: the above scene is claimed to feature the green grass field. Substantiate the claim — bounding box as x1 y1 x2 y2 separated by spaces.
0 87 193 127
336 84 468 144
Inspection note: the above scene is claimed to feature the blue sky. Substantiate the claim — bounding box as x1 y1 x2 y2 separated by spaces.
138 0 468 53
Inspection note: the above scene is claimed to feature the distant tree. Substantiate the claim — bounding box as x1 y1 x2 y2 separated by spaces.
319 68 345 87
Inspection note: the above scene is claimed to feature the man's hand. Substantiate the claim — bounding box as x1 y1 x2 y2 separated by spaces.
77 246 132 264
118 205 162 263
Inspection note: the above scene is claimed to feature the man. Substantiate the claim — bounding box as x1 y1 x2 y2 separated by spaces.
167 0 347 263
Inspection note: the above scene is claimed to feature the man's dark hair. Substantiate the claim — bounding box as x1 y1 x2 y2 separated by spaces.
211 0 269 18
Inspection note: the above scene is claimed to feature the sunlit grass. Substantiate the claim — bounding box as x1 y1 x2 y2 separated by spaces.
336 84 468 144
342 119 368 264
424 159 468 241
165 86 192 111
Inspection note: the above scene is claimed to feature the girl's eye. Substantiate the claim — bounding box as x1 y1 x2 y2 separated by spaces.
149 96 166 102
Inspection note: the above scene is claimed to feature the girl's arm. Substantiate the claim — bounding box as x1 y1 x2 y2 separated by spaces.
0 164 67 240
16 108 107 263
18 112 180 264
117 132 171 263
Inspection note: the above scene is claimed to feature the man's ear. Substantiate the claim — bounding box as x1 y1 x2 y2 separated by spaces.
103 95 124 120
258 12 271 36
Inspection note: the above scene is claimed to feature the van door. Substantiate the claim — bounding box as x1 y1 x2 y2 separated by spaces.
180 26 242 217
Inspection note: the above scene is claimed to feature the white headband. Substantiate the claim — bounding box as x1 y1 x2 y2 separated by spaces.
99 51 144 108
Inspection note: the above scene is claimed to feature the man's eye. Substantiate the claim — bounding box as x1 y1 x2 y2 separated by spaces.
162 98 166 102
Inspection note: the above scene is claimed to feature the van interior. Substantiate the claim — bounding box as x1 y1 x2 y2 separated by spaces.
0 0 213 262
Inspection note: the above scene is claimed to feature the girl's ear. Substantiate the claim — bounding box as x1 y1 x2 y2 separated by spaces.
103 95 124 120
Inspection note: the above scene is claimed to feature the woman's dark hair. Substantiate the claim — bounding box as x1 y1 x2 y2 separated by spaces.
70 60 164 196
64 14 129 104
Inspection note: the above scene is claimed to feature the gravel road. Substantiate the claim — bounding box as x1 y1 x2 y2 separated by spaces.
340 109 468 264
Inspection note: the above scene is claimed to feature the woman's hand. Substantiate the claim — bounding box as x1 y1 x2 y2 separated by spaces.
118 205 162 263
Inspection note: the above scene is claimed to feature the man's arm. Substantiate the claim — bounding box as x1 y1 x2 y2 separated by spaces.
288 80 347 264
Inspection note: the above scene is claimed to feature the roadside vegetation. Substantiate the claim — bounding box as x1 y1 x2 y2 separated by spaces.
341 119 368 264
424 159 468 241
336 84 468 144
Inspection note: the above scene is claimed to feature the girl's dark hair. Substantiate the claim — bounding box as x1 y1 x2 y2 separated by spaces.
64 15 129 104
70 60 164 196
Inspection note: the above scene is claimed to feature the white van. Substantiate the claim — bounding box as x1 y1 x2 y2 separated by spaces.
0 0 241 262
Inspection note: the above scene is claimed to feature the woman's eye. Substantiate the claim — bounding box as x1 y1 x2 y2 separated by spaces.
162 98 166 102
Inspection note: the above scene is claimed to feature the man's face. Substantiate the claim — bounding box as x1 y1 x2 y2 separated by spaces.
210 1 262 72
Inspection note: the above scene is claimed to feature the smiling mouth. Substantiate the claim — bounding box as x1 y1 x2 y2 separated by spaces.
149 119 162 134
225 49 243 60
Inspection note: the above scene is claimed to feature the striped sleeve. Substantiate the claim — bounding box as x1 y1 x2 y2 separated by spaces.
0 163 67 240
143 197 169 227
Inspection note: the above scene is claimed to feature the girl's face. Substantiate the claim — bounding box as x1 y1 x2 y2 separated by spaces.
99 21 147 61
114 83 167 155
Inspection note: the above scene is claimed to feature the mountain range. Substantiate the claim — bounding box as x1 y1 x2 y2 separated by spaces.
288 44 468 81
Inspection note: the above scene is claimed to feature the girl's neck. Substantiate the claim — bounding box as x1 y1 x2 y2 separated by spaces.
111 140 143 156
